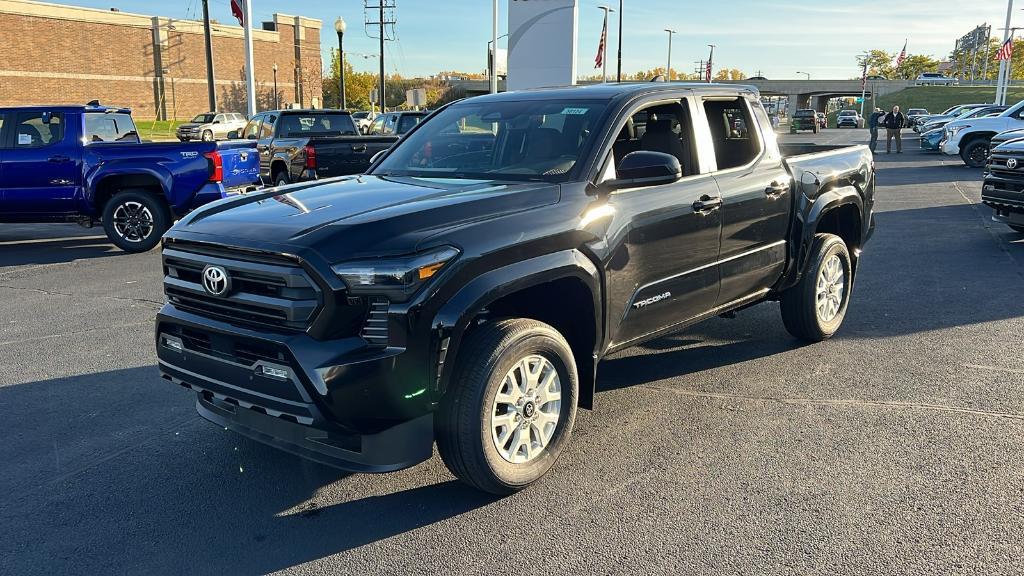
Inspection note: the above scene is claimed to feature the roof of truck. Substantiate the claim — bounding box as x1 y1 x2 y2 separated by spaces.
0 104 132 114
466 82 759 104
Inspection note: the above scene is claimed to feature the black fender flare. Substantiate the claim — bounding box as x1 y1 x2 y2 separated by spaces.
780 186 865 291
429 249 603 409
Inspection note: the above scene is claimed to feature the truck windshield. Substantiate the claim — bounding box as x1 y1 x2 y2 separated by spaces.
372 99 607 182
278 113 358 137
191 114 216 123
84 112 139 143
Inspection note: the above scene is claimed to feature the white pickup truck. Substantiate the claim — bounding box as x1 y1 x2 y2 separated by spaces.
941 100 1024 167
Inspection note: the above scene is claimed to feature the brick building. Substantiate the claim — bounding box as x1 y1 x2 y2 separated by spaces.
0 0 323 119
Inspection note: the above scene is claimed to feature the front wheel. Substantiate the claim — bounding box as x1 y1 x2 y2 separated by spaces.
101 190 170 253
274 171 290 187
779 233 853 342
961 139 990 168
437 319 578 495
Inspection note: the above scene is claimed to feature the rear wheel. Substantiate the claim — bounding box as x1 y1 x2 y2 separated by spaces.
780 233 852 342
437 319 578 495
274 171 290 187
961 138 990 168
101 190 170 253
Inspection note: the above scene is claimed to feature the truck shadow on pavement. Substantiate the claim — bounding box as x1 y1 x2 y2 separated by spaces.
0 232 123 267
0 365 500 576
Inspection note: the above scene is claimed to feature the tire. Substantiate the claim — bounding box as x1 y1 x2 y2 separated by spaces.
274 171 290 187
201 130 214 142
437 318 579 495
101 190 171 253
779 233 853 342
961 138 990 168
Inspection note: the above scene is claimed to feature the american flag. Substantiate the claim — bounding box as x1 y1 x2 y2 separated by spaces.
896 40 907 67
998 38 1014 61
594 17 607 69
861 61 867 90
231 0 244 26
705 61 712 82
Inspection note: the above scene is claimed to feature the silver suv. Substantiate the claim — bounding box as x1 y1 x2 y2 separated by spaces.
177 112 248 142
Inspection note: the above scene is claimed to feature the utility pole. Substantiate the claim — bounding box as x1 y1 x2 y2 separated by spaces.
616 0 623 82
365 2 395 112
664 29 676 79
201 0 217 111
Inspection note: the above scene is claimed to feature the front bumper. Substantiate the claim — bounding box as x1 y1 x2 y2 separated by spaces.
941 139 960 155
156 304 436 473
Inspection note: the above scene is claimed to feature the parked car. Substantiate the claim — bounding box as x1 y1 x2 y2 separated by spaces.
941 100 1024 167
230 109 399 186
836 109 861 128
919 127 944 151
906 108 929 126
983 137 1024 232
351 110 376 134
366 111 428 136
0 103 260 252
866 74 887 80
918 105 1009 134
790 108 820 133
177 112 248 142
815 112 827 129
913 103 990 132
915 72 958 86
156 83 876 494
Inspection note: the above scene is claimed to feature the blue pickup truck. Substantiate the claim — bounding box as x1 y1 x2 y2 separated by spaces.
0 103 260 252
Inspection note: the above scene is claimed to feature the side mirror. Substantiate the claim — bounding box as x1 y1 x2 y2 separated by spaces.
227 130 239 139
606 151 682 189
213 120 221 124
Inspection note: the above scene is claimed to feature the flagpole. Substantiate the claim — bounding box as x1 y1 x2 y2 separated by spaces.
597 6 613 82
242 0 256 116
859 55 867 118
997 0 1014 105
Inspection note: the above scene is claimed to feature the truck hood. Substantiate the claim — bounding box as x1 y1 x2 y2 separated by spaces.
178 123 203 130
172 175 560 259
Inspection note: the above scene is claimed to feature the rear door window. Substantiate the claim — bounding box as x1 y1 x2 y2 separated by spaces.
702 98 762 171
13 111 63 148
84 112 139 143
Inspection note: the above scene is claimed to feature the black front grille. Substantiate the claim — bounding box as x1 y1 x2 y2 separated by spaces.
163 247 322 332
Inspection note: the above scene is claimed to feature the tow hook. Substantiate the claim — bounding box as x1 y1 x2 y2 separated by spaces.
76 217 94 229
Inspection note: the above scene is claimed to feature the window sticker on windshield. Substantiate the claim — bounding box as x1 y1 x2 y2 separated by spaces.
299 117 315 127
561 107 589 115
18 133 32 145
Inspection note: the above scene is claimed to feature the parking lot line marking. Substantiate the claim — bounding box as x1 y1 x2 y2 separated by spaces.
640 385 1024 422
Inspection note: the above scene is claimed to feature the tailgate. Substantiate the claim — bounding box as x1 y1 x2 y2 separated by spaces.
216 141 261 189
310 136 398 177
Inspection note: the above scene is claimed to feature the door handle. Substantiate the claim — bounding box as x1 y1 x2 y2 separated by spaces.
351 144 368 153
47 155 71 163
692 195 722 213
765 180 790 198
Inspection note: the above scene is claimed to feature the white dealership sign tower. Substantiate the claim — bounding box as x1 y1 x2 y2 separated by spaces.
507 0 579 91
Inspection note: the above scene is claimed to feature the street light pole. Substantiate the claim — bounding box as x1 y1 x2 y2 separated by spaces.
796 71 811 80
335 17 347 109
598 6 615 82
664 29 676 80
491 0 498 94
616 0 623 82
272 63 279 109
488 33 509 92
996 0 1014 105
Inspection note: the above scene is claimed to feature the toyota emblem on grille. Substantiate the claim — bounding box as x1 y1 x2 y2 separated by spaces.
1008 158 1018 170
201 265 231 296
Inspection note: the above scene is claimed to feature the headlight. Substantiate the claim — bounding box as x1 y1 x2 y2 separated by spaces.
947 125 970 136
331 246 460 301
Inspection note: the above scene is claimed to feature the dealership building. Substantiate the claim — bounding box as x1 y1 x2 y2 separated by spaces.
0 0 323 119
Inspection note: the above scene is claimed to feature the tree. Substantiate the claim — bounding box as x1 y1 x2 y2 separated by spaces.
860 49 895 78
893 54 939 80
713 68 746 81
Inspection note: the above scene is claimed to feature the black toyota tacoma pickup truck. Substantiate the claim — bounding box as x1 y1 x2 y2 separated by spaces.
983 134 1024 233
156 83 875 494
232 109 398 186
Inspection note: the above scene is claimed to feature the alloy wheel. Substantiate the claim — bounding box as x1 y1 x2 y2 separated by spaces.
490 354 562 464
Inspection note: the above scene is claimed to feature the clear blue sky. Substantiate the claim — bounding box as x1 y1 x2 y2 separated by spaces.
70 0 1012 79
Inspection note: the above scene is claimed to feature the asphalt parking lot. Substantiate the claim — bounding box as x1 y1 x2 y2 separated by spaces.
3 128 1024 575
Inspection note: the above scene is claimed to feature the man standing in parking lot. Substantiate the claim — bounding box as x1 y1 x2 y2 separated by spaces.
868 107 884 152
883 105 907 153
